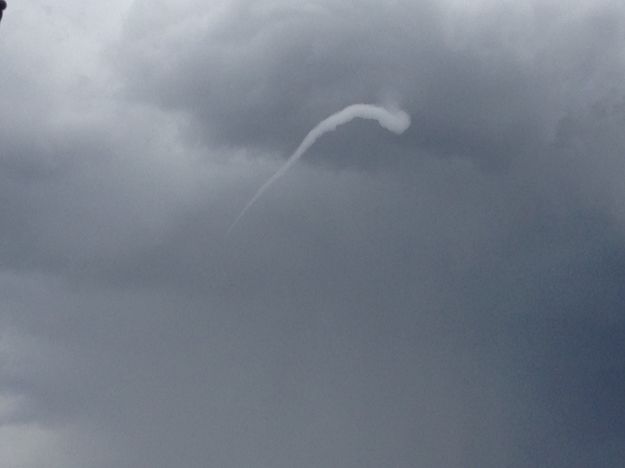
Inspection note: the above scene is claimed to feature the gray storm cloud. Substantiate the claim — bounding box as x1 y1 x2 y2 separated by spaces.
228 103 411 232
5 1 625 466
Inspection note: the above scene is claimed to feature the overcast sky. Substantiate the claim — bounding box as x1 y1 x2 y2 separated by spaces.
1 1 625 467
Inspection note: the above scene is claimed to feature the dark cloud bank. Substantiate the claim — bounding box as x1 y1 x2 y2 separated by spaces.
1 1 625 467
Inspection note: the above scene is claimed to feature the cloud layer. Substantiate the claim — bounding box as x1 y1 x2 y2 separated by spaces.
1 1 625 467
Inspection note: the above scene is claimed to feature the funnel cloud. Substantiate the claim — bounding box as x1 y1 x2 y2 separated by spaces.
229 104 411 232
